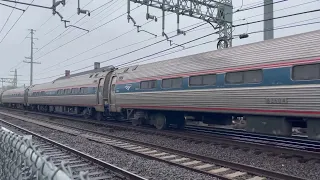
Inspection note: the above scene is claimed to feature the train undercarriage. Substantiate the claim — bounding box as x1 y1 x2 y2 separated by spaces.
1 103 320 140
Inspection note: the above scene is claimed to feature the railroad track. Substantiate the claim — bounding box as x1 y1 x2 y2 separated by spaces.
0 117 147 180
1 107 319 164
0 111 307 180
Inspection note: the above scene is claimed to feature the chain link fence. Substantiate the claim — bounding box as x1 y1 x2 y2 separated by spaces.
0 127 90 180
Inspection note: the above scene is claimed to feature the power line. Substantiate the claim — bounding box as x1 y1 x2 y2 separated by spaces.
0 0 18 36
119 40 218 68
54 0 122 45
0 0 35 44
64 23 207 74
35 0 70 31
32 20 320 82
235 0 288 13
35 11 174 74
234 8 320 27
34 5 141 62
233 0 320 23
34 0 95 54
91 0 114 12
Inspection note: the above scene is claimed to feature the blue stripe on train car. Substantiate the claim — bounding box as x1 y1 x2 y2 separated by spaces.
115 67 320 94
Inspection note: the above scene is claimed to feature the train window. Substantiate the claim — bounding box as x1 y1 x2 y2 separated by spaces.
189 76 202 86
89 74 93 78
64 89 71 94
162 78 182 88
292 64 320 80
226 70 262 84
71 88 78 94
80 87 88 94
41 91 45 96
189 74 216 86
95 74 99 77
172 78 182 88
226 71 243 84
140 80 156 89
244 70 262 83
162 79 171 88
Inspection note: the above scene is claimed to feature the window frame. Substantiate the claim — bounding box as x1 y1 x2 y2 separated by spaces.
225 69 263 85
161 77 183 89
140 80 157 90
189 74 217 87
291 63 320 81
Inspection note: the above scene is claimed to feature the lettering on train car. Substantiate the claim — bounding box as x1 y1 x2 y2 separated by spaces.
265 98 288 104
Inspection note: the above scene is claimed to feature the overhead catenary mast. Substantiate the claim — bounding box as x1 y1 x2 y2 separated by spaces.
264 0 274 40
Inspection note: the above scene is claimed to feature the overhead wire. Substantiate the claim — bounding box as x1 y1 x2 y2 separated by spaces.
33 4 142 62
234 8 320 27
32 19 320 82
35 11 175 74
0 0 18 36
55 0 122 43
0 0 35 44
36 19 201 75
233 0 320 23
34 0 95 55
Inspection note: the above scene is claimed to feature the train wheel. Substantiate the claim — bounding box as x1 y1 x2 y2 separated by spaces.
154 113 167 130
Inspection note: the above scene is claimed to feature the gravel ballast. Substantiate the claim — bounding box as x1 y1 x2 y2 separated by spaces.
0 117 217 180
7 111 318 180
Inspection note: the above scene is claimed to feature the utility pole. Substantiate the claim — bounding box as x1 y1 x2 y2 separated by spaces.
10 69 17 87
23 29 40 86
9 69 22 88
264 0 274 40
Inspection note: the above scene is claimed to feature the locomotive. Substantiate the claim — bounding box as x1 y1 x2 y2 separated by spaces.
1 29 320 140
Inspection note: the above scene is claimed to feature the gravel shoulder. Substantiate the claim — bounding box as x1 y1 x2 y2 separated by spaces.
0 118 217 180
14 112 319 180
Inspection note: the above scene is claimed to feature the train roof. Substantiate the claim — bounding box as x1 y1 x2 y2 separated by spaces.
2 87 26 95
115 29 320 81
54 65 116 81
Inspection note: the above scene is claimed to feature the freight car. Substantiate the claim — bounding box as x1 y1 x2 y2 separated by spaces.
2 30 320 140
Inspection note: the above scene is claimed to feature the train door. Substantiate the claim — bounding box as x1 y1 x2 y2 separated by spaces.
97 78 104 105
109 76 117 112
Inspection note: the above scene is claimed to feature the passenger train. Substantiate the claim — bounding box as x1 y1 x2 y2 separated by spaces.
1 30 320 140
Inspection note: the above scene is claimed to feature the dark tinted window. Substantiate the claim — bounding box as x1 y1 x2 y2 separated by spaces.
226 70 262 84
292 64 320 80
162 78 182 88
140 80 156 89
244 70 262 83
226 72 243 84
80 87 88 94
190 74 216 86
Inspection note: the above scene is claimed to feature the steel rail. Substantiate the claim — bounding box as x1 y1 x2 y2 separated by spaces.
0 111 306 180
0 117 148 180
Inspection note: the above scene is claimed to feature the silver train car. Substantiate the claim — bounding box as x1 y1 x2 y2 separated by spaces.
1 30 320 139
1 87 26 109
112 29 320 139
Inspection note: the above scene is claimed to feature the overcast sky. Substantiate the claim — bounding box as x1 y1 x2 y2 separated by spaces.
0 0 319 86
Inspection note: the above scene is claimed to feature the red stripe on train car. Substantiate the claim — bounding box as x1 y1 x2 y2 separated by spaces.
116 57 320 84
119 105 320 115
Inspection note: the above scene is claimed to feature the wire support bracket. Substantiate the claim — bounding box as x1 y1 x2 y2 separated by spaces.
128 15 157 37
127 0 233 49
